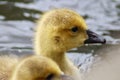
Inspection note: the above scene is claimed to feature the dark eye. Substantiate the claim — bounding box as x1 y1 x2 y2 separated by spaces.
71 26 78 32
46 74 54 80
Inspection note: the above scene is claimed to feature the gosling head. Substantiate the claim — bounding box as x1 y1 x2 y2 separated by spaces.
35 9 106 54
10 56 73 80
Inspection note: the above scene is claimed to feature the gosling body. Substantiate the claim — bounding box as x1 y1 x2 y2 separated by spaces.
10 55 72 80
0 55 19 80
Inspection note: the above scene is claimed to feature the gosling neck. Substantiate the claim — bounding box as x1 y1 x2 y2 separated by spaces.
40 50 67 63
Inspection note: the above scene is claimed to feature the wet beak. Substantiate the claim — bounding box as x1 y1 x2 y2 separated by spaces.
84 30 106 44
60 74 73 80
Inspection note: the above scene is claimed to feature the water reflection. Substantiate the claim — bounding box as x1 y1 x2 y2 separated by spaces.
0 1 42 21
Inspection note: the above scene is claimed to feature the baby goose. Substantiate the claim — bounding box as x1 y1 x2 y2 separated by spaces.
0 55 19 80
10 55 73 80
34 9 105 80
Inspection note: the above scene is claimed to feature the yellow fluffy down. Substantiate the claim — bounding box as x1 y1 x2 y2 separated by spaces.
34 8 88 80
10 55 73 80
0 55 19 80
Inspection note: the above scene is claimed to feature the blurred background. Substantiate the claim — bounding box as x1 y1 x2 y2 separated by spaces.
0 0 120 75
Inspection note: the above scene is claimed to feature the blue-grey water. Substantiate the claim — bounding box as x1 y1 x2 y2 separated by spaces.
0 0 120 73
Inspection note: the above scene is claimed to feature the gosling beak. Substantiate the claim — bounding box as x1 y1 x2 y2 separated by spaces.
84 30 106 44
60 74 73 80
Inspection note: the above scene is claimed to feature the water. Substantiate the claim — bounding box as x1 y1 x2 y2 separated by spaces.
0 0 120 74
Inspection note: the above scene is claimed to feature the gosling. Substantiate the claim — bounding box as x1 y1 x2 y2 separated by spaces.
10 55 73 80
34 8 105 80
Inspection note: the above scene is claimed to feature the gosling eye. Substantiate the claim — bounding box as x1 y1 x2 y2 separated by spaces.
71 26 78 32
46 74 54 80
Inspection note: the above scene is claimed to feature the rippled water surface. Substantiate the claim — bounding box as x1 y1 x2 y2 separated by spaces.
0 0 120 73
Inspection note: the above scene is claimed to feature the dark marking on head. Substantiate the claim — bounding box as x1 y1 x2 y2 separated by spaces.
54 36 60 43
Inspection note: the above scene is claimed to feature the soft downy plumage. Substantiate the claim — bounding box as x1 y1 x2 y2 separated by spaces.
34 8 105 80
